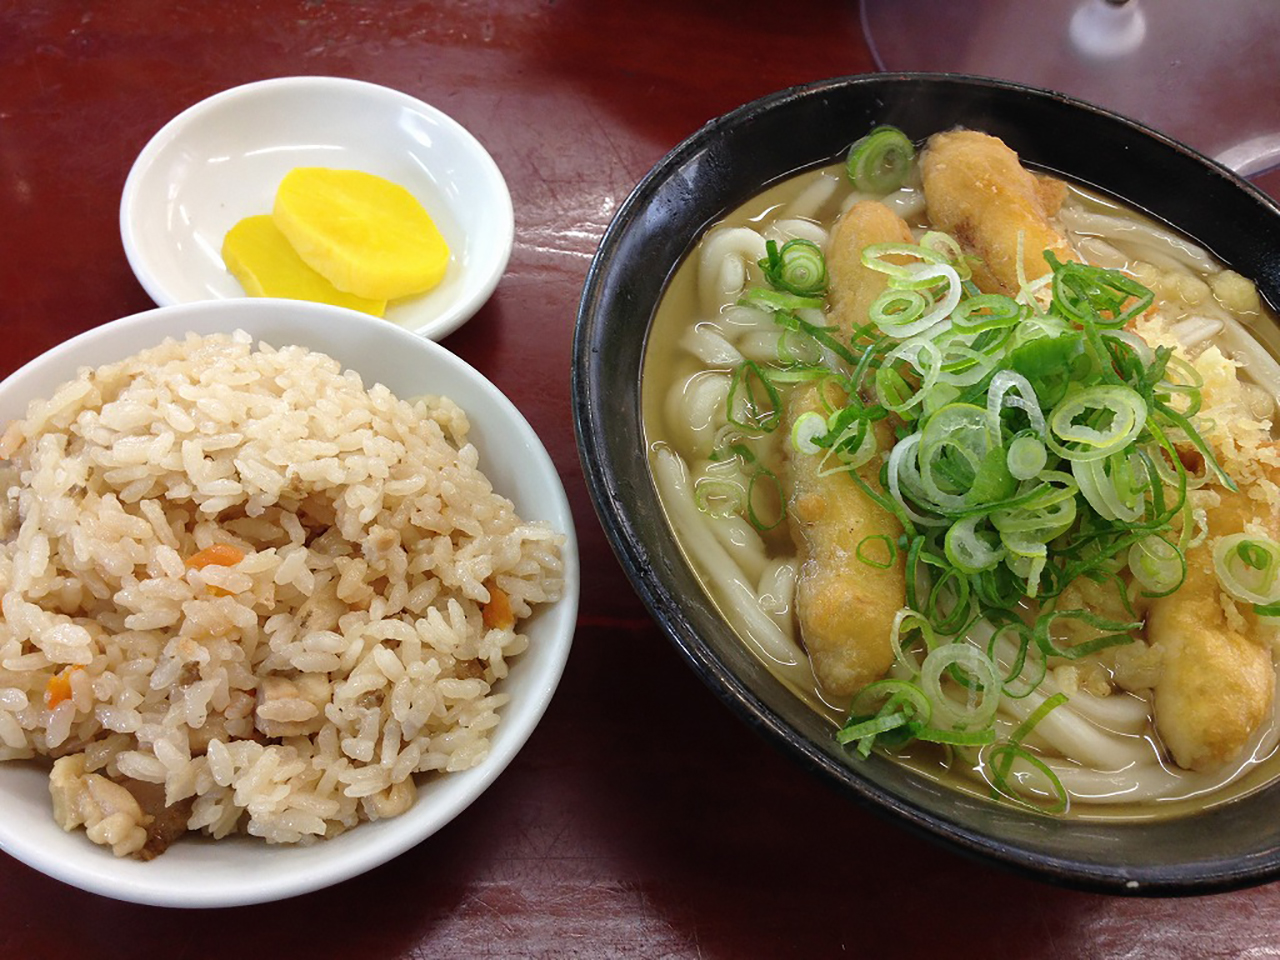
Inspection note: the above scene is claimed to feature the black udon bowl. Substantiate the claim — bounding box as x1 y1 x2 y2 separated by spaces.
572 74 1280 894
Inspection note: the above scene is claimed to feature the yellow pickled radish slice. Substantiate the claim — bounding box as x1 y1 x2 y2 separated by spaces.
272 168 450 300
221 216 387 316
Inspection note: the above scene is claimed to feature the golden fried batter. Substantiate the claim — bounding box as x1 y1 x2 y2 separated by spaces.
783 384 905 697
1147 484 1277 771
826 200 912 342
920 129 1075 296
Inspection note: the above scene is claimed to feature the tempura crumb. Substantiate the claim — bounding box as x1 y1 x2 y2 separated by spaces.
1212 270 1263 317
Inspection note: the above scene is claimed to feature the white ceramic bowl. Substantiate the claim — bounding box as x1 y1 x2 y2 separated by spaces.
0 298 577 907
120 77 515 340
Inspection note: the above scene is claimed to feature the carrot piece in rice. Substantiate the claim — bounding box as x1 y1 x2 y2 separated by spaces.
45 665 84 709
186 544 245 569
482 584 515 631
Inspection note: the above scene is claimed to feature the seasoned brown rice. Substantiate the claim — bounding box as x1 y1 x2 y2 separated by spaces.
0 331 563 856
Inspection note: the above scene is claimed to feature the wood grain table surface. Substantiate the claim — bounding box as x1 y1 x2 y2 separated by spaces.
2 2 1280 957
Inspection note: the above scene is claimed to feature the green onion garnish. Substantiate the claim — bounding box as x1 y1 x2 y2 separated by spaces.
846 126 916 194
790 410 827 455
1214 533 1280 606
745 464 784 532
856 534 898 569
1128 534 1185 596
758 238 828 297
725 360 782 434
688 204 1242 812
986 693 1070 814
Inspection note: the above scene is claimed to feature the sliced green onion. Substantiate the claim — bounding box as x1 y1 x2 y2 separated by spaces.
848 679 933 718
1101 329 1154 368
726 360 782 434
1152 398 1236 491
758 238 828 297
944 515 1005 574
821 418 879 472
838 679 933 756
860 241 947 278
934 329 1006 388
775 326 825 366
1007 330 1083 407
1157 353 1205 414
1128 534 1185 596
876 338 944 414
886 435 950 528
745 465 784 532
846 125 915 193
992 492 1078 543
987 370 1046 440
1009 692 1070 752
692 476 745 518
1045 251 1155 328
1047 385 1147 462
1001 533 1048 596
985 692 1070 813
920 642 1002 731
1073 450 1149 523
953 293 1023 333
836 710 912 745
769 310 863 368
870 287 927 335
790 411 827 455
888 608 939 676
915 726 996 746
987 744 1068 814
737 287 825 314
920 231 972 281
986 619 1045 699
1034 606 1139 660
969 445 1019 504
1213 533 1280 606
917 403 991 510
926 569 976 636
857 534 898 570
868 263 962 338
1006 435 1047 481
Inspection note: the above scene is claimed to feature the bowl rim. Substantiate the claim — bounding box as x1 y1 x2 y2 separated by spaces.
0 298 578 907
118 75 515 342
573 71 1280 896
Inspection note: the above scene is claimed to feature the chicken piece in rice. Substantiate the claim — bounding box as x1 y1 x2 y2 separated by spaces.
0 332 563 857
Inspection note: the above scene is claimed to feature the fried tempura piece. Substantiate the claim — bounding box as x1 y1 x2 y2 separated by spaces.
920 129 1076 296
827 201 912 341
776 201 911 696
1147 484 1277 771
783 384 905 697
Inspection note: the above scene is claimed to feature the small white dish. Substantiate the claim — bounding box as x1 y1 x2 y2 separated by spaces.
120 77 514 341
0 298 577 907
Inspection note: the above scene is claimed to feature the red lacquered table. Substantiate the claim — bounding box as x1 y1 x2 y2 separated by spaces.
3 3 1279 956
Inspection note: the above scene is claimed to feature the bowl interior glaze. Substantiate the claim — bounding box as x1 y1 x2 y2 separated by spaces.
573 74 1280 894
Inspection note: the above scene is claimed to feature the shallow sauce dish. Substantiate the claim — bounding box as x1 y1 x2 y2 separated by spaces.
120 76 514 340
0 298 578 907
573 74 1280 893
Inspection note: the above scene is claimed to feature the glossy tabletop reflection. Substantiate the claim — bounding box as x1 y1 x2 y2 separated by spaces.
2 2 1280 957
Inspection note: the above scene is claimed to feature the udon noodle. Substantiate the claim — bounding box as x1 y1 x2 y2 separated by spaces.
644 127 1280 817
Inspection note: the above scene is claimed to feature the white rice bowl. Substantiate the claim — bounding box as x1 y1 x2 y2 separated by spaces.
0 298 578 907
